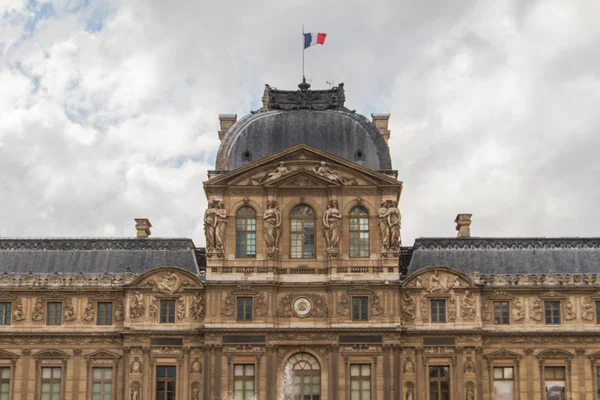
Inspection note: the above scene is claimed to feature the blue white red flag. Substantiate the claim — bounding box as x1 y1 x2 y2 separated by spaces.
303 32 327 49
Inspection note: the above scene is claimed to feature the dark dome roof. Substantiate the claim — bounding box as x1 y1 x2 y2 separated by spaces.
215 82 392 171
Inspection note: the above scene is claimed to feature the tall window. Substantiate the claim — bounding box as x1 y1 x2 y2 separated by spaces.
0 303 10 325
352 297 368 321
429 366 450 400
350 364 371 400
287 353 321 400
156 366 176 400
92 367 113 400
545 301 561 325
596 301 600 324
160 300 176 324
233 364 255 400
493 367 514 400
544 367 565 400
236 207 256 258
494 301 510 325
0 368 10 400
47 302 62 325
237 297 253 321
290 205 316 259
97 302 113 326
349 206 369 257
596 367 600 400
431 299 446 323
41 367 62 400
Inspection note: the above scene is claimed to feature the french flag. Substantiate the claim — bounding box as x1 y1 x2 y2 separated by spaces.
304 32 327 49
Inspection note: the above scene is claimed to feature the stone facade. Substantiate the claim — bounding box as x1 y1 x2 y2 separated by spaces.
1 82 599 400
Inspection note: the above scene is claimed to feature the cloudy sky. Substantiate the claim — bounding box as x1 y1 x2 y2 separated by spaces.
1 0 599 246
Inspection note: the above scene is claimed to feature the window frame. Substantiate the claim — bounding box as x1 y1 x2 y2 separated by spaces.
289 205 317 259
0 302 11 326
484 350 522 400
349 206 370 258
0 362 15 400
428 365 451 400
233 364 255 400
352 296 369 321
85 351 120 400
159 299 176 324
96 302 113 326
544 301 561 325
537 350 573 400
46 302 63 326
430 299 447 323
350 363 372 400
235 206 257 258
236 296 254 322
155 365 177 400
34 350 69 400
493 301 510 325
286 353 321 400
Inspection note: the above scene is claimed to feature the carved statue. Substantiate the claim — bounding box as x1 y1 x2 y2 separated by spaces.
203 200 216 250
176 297 186 321
130 292 145 320
114 299 124 321
461 291 476 320
378 201 390 250
337 296 351 317
148 297 157 320
151 272 180 294
403 357 414 373
132 389 140 400
464 356 475 373
190 294 205 320
582 297 594 321
192 358 202 373
312 162 344 184
448 297 457 322
255 293 267 317
406 387 415 400
564 299 576 321
466 386 475 400
262 162 290 182
428 270 448 294
64 298 76 322
221 294 234 317
214 200 228 250
192 388 200 400
420 296 429 320
13 298 25 321
401 292 415 321
323 200 342 257
32 298 44 322
531 298 543 321
512 298 525 322
263 200 282 258
379 200 401 251
82 301 94 322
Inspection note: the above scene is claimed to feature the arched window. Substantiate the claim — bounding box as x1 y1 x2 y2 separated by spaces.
290 205 316 259
349 206 370 257
236 207 256 257
286 353 320 400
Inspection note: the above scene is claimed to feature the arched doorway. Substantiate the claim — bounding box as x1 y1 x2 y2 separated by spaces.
286 353 321 400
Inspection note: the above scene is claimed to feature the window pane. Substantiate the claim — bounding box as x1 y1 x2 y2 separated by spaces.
504 367 513 379
93 368 102 380
0 368 9 379
494 381 513 400
42 368 52 379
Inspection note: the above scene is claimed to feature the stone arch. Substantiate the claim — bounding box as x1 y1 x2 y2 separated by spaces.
402 266 476 289
230 199 262 216
128 266 203 289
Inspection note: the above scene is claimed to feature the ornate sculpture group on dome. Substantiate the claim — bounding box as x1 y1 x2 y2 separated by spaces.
263 200 282 259
378 200 401 253
204 199 228 257
323 200 342 259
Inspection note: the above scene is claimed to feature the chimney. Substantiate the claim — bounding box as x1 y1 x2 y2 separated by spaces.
135 218 152 238
455 214 472 237
218 114 237 141
371 114 391 142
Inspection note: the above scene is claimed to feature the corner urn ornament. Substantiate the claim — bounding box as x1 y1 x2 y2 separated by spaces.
204 199 227 257
293 297 313 317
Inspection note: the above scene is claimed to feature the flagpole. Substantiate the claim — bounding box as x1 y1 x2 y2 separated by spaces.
302 24 305 80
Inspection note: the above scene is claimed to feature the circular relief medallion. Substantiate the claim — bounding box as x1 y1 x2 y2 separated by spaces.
293 297 313 317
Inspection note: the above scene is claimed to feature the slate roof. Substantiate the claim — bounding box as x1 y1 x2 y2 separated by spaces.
0 238 200 275
407 237 600 275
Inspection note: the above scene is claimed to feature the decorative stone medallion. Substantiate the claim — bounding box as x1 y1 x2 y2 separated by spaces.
293 297 313 318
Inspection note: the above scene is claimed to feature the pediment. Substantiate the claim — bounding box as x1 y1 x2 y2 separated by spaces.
84 350 121 360
484 349 521 360
403 266 475 293
129 267 203 292
536 349 573 359
0 350 18 359
205 144 402 188
266 169 341 188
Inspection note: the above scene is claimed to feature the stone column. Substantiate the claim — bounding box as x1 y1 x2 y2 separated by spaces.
415 348 423 399
214 345 222 399
393 346 401 400
143 347 151 400
182 347 190 400
255 354 261 399
330 345 339 400
524 348 534 400
71 348 82 400
476 347 483 400
20 349 31 400
266 345 277 400
383 345 391 400
373 354 378 400
203 346 211 400
122 347 131 400
455 347 464 400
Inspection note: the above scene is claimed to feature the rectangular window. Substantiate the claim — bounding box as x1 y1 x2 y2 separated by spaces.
160 300 176 324
233 364 254 400
41 367 62 400
237 297 253 321
155 366 176 400
431 299 446 323
97 302 113 326
47 302 62 325
494 301 510 325
352 297 368 321
544 367 565 400
350 364 371 400
493 367 514 400
545 301 561 325
0 303 10 325
0 367 10 400
92 367 113 400
596 367 600 400
596 301 600 324
429 366 450 400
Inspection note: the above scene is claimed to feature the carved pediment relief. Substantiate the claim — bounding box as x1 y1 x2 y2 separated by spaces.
34 349 70 360
536 349 574 360
0 350 18 360
403 267 474 294
130 267 203 292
